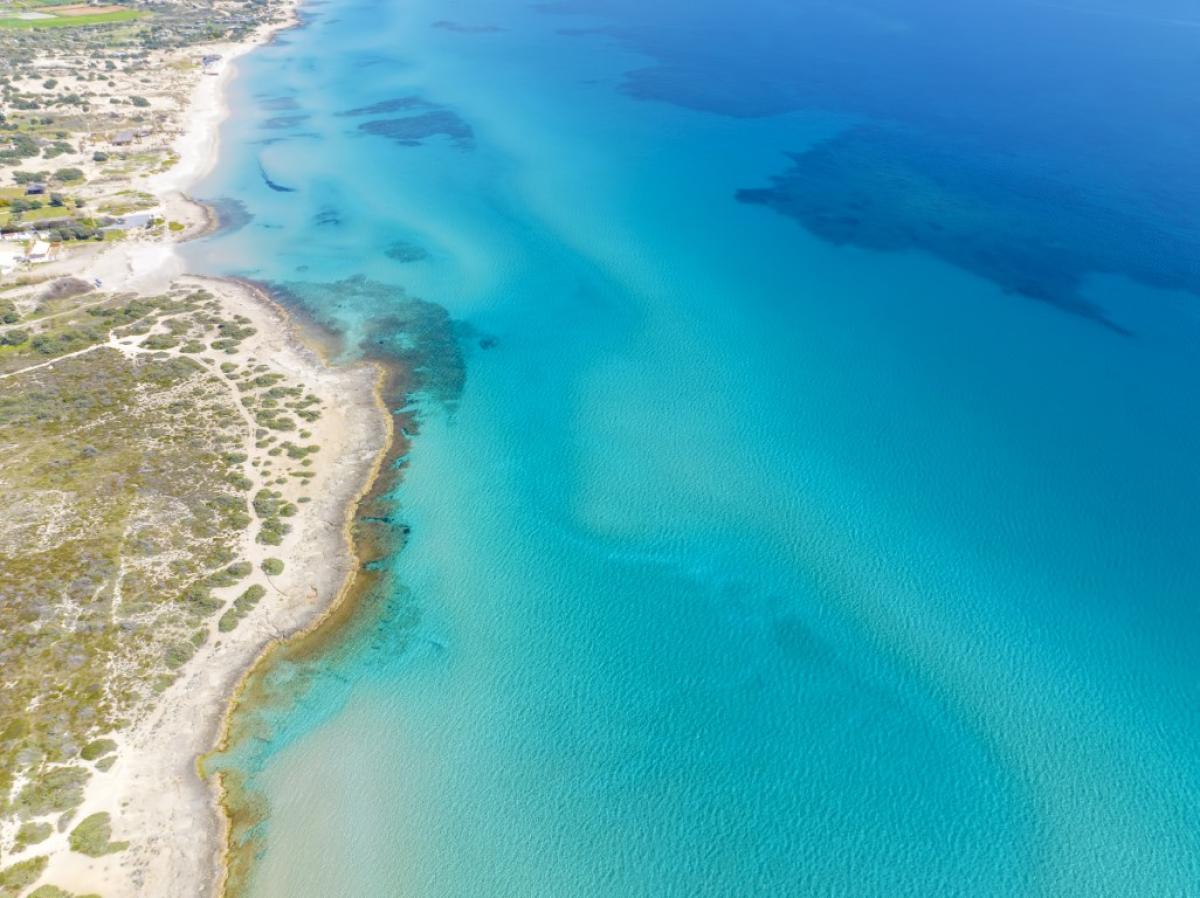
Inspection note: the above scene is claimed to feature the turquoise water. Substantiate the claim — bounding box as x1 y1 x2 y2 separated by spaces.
190 1 1200 894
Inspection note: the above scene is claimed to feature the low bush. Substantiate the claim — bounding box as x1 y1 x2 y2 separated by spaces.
69 812 129 857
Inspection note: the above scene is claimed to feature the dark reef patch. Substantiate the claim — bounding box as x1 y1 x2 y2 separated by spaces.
206 197 253 235
537 1 1200 196
358 111 473 149
431 20 505 33
253 133 322 147
272 275 465 407
261 114 311 130
337 96 433 117
257 95 300 111
384 240 429 264
257 161 297 193
737 127 1200 334
349 53 395 69
556 26 618 37
313 206 342 227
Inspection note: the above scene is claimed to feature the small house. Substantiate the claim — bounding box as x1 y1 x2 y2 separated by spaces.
111 130 135 146
24 240 61 264
0 241 23 275
25 183 46 196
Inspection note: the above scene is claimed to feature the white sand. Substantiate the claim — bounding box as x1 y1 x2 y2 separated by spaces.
72 29 278 295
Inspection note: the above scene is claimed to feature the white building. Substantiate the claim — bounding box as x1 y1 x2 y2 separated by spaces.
24 239 62 264
0 241 23 276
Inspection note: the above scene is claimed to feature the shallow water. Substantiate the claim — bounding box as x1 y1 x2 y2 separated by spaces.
189 0 1200 894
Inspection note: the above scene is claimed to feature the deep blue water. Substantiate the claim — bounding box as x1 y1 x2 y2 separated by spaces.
189 0 1200 895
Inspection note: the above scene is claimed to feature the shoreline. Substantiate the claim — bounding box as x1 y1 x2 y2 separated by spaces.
205 325 405 898
158 8 403 898
166 10 405 898
202 278 422 898
28 262 392 897
66 5 301 295
201 277 397 898
11 1 399 895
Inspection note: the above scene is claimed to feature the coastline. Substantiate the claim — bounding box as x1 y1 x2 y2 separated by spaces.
16 3 397 896
142 12 401 898
206 337 407 898
164 13 403 898
65 7 300 296
37 273 392 898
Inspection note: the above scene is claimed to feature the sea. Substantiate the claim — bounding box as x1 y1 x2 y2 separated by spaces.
185 0 1200 894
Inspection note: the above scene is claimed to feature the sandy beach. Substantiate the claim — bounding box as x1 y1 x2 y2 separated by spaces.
38 278 389 898
5 4 393 896
69 24 292 296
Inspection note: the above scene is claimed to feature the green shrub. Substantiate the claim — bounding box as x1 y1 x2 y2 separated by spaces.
178 583 221 615
256 518 289 545
0 856 47 898
252 489 279 517
164 641 195 670
261 558 284 576
14 766 88 816
14 821 53 850
226 472 252 490
142 333 178 350
28 885 73 898
80 738 117 761
233 584 266 615
68 812 128 857
208 562 251 587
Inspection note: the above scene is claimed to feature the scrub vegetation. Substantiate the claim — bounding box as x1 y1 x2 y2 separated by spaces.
0 0 304 892
0 0 291 252
0 281 323 890
67 813 127 857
